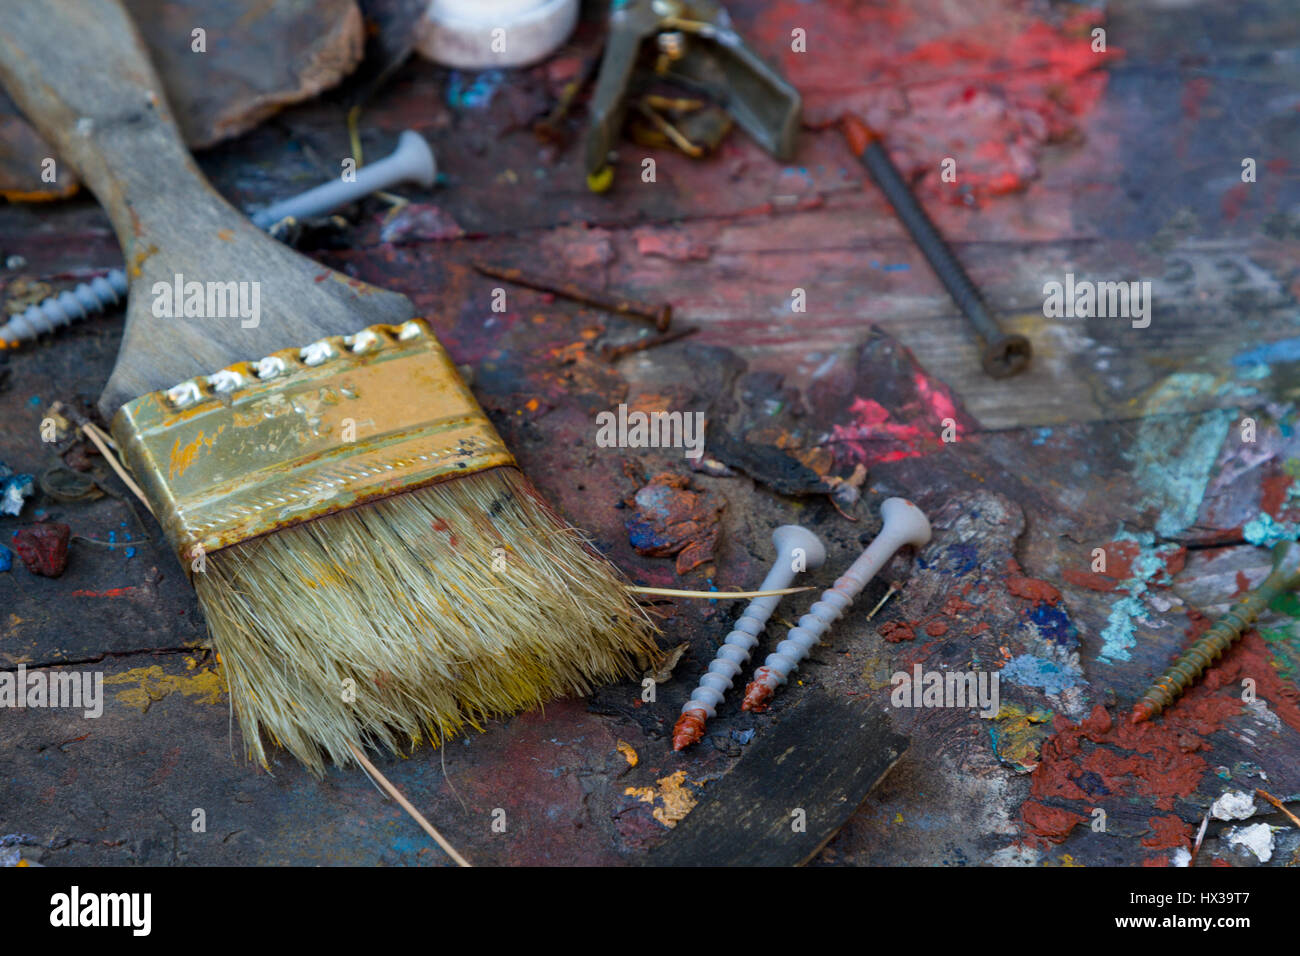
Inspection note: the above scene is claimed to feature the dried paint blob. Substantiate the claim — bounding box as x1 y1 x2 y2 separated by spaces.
1210 790 1257 821
0 463 34 516
11 523 70 577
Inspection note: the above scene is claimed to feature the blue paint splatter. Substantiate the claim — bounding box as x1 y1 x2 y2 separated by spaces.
0 545 11 573
1098 530 1183 663
0 464 35 517
446 70 504 110
1029 602 1077 645
1100 595 1149 663
1031 427 1052 446
1073 770 1111 796
1129 405 1232 538
1244 512 1298 547
1234 337 1300 368
940 541 979 576
1001 654 1079 695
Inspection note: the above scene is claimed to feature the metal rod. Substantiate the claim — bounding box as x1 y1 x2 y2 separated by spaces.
472 261 672 331
841 115 1031 379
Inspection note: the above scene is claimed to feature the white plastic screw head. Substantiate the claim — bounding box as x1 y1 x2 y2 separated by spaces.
879 497 932 549
772 525 827 570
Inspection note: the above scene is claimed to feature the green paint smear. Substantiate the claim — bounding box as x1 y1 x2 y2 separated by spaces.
1257 626 1300 682
1129 407 1233 538
1099 530 1182 663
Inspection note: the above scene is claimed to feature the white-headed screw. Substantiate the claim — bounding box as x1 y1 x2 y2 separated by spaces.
1 131 437 347
672 525 826 750
742 498 931 711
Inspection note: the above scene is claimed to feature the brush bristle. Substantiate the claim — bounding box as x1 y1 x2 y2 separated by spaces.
193 467 658 775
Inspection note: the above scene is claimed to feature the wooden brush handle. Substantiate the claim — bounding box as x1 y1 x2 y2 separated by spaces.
0 0 414 417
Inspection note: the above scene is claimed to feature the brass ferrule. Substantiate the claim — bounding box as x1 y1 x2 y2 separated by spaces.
110 319 515 566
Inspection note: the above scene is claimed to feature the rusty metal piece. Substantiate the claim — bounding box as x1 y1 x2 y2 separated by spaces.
110 319 514 565
585 0 800 190
841 115 1032 379
600 326 698 361
473 261 672 330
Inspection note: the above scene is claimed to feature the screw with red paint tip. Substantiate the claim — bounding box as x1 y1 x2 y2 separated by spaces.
673 525 826 750
743 498 932 711
1132 541 1300 723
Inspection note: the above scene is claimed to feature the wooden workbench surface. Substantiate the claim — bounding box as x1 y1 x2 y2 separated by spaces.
2 0 1298 866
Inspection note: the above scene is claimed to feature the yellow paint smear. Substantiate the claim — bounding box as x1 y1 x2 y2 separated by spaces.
625 770 697 828
616 740 638 767
168 425 224 479
104 658 225 712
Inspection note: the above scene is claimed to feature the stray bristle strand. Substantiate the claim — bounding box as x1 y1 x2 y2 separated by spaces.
194 467 659 775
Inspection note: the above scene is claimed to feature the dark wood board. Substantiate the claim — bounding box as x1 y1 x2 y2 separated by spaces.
0 0 363 200
1 0 1299 869
648 690 909 866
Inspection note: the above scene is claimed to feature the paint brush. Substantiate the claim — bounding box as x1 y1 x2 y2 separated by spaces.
0 0 658 775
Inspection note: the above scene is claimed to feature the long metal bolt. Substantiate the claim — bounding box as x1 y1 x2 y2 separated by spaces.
672 525 826 750
1 130 437 347
1132 541 1300 723
743 498 932 711
841 115 1031 379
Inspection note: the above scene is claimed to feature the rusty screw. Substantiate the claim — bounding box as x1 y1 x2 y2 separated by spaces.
599 326 697 361
841 115 1031 379
1132 540 1300 723
472 262 671 331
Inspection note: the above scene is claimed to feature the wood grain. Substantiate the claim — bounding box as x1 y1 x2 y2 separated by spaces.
648 690 909 866
0 0 412 416
0 0 363 201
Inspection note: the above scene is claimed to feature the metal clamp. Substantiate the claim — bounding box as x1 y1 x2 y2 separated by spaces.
585 0 801 191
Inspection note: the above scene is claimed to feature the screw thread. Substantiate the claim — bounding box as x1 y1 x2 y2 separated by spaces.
1133 557 1300 722
1 269 127 345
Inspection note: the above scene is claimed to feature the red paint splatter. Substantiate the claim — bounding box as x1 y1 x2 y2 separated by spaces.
1221 183 1249 221
879 621 916 643
1063 568 1115 592
1261 472 1294 518
1181 76 1212 120
1032 617 1300 837
1062 540 1184 593
923 618 949 637
70 587 137 598
672 708 708 751
828 397 934 465
758 5 1121 205
11 523 71 577
1142 814 1192 851
742 670 777 712
1235 570 1252 597
1022 801 1086 846
1006 575 1061 605
430 517 459 548
941 594 978 616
